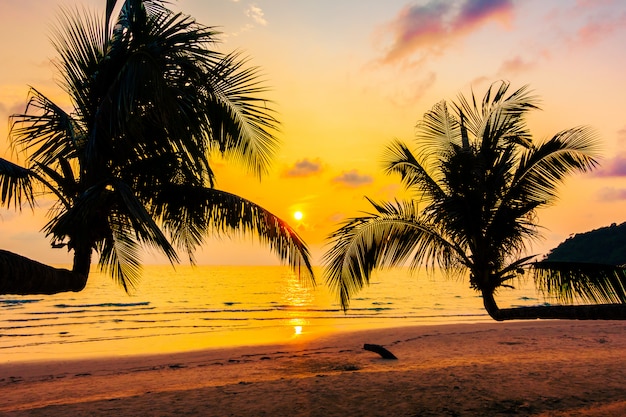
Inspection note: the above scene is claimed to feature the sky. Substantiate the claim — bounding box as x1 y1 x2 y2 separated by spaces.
1 0 626 268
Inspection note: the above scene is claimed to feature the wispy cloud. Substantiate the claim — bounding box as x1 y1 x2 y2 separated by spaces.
388 72 437 107
618 126 626 145
574 13 626 46
545 1 626 48
377 0 514 65
332 169 374 188
226 2 268 38
597 187 626 202
282 158 324 178
245 4 267 26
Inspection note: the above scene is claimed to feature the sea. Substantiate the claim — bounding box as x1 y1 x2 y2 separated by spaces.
0 265 546 362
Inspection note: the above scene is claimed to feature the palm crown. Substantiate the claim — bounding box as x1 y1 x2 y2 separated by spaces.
1 0 312 293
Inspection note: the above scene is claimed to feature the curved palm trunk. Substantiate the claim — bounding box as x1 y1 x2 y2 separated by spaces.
0 249 88 295
482 290 626 321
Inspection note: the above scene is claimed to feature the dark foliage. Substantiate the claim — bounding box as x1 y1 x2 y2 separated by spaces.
542 222 626 265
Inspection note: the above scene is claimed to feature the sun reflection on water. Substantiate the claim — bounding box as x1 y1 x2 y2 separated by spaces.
283 273 313 337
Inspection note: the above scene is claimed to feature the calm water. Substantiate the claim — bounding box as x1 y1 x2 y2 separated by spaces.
0 265 545 362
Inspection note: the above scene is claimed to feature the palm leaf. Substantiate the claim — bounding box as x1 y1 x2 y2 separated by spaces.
106 179 179 264
382 139 446 203
0 159 36 209
10 89 82 167
203 51 280 178
96 214 143 292
152 185 313 281
513 127 599 205
323 198 462 308
533 261 626 304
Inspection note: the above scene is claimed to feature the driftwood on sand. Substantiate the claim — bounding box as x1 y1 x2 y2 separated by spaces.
363 343 397 359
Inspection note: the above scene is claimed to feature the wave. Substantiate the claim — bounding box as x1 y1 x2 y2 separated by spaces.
53 302 151 308
0 299 43 307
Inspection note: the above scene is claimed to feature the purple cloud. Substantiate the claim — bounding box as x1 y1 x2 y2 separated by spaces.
379 0 514 65
282 158 323 178
332 170 374 188
593 154 626 177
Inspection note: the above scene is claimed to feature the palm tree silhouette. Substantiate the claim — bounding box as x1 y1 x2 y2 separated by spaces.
0 0 313 294
324 81 626 320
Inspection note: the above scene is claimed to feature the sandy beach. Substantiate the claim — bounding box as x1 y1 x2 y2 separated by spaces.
2 320 626 416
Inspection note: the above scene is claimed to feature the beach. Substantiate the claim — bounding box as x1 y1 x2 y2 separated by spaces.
2 320 626 416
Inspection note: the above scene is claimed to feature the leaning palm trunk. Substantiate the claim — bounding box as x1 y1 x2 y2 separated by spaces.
482 290 626 321
0 250 87 294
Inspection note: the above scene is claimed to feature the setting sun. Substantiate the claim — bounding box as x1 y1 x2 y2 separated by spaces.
293 211 303 221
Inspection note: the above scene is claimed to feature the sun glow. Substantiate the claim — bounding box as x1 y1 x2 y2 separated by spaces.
293 211 303 221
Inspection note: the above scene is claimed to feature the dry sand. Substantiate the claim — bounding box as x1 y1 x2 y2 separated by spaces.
2 320 626 416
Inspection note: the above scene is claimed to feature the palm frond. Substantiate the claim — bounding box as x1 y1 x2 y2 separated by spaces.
454 81 539 150
323 199 462 309
497 254 537 286
96 218 143 292
415 100 460 154
382 139 446 203
513 126 600 205
10 88 82 167
51 6 106 116
46 178 179 264
203 51 280 178
108 179 179 263
155 185 313 281
32 160 79 209
0 159 36 209
533 261 626 304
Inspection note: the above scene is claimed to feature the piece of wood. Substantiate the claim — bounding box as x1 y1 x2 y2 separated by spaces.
363 343 397 359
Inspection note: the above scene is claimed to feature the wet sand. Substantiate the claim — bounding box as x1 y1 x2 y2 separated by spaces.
2 320 626 416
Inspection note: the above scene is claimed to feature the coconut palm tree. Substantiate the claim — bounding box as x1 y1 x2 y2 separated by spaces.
0 0 313 295
324 81 626 321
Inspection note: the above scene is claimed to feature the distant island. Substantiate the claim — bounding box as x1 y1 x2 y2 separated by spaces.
543 222 626 265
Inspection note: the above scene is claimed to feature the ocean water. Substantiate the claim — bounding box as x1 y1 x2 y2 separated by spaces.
0 265 544 362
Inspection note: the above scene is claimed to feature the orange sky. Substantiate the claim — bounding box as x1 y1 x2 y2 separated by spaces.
1 0 626 267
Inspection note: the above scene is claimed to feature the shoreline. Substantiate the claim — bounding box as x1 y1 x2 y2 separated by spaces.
2 320 626 416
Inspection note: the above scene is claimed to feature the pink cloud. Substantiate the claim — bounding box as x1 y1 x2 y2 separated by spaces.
379 0 514 65
497 56 536 76
546 1 626 48
575 13 626 45
332 170 374 188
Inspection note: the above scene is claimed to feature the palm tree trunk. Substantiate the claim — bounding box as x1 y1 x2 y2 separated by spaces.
0 249 87 295
72 245 92 277
482 289 626 321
